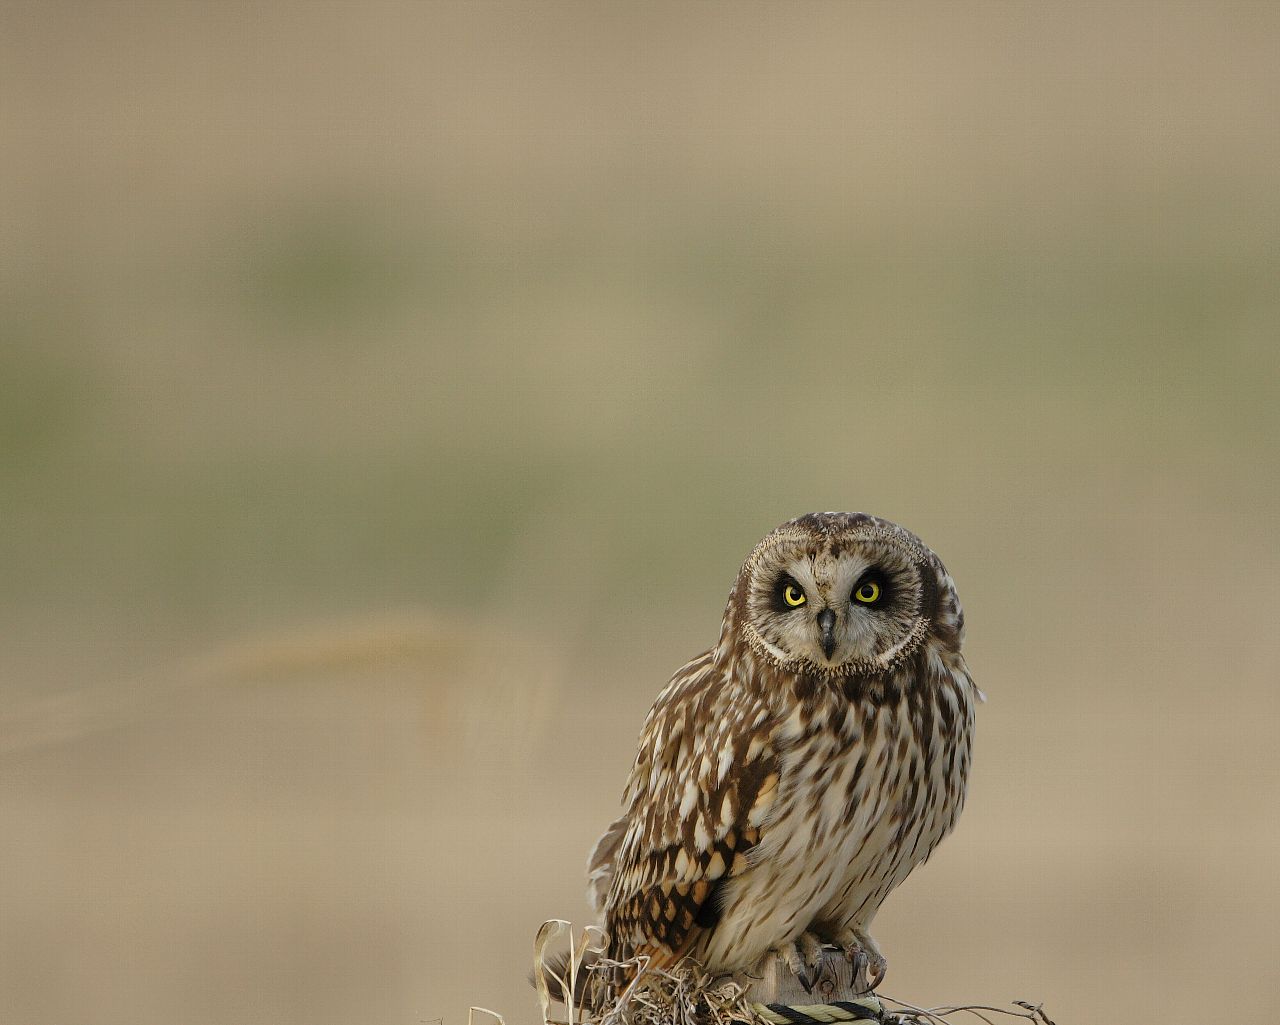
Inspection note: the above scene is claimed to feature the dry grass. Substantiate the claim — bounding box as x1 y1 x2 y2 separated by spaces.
876 997 1056 1025
532 920 1056 1025
533 920 760 1025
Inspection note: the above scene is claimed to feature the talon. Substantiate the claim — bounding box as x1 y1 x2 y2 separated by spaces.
797 931 825 973
866 954 887 991
784 951 813 993
831 926 886 994
770 934 825 995
846 948 867 991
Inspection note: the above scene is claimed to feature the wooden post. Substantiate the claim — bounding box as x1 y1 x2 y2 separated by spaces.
748 946 881 1013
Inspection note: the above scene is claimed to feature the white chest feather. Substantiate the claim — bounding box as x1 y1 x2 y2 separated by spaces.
698 675 973 969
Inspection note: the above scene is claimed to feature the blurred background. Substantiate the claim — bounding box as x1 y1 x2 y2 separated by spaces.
2 2 1278 1023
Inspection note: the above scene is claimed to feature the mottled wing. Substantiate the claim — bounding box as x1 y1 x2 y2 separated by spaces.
604 652 782 968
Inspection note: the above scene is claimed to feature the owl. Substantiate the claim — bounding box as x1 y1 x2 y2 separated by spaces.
588 512 978 990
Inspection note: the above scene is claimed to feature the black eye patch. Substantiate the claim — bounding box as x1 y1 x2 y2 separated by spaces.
772 574 807 613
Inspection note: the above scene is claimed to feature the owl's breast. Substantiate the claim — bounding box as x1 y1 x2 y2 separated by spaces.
694 692 907 968
695 664 975 970
822 663 976 927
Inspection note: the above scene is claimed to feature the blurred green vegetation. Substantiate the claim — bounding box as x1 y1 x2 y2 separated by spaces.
4 191 1275 632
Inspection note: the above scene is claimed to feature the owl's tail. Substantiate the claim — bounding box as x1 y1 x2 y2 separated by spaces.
586 815 627 915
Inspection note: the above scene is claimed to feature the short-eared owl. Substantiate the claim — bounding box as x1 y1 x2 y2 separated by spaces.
589 512 978 985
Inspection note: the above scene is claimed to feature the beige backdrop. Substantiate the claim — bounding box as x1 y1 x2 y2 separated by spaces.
2 3 1278 1024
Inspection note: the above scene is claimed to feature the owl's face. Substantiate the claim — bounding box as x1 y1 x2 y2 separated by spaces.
733 513 946 676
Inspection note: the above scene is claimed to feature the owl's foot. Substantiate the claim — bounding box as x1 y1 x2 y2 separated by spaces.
769 931 826 994
830 927 887 992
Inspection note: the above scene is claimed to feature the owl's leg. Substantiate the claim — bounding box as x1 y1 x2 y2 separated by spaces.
830 926 887 992
768 930 826 993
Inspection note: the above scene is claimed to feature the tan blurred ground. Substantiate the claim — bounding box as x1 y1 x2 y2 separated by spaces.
2 3 1278 1023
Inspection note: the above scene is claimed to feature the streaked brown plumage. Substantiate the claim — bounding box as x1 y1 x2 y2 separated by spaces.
589 512 979 984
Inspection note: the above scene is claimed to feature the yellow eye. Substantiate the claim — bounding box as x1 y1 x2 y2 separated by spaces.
854 580 881 604
783 584 807 607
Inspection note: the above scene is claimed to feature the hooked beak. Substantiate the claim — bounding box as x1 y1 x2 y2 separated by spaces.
816 608 837 660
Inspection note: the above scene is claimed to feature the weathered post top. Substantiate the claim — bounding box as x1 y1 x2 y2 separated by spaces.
747 947 882 1023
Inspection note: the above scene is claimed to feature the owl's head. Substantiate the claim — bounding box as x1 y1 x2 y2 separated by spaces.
726 512 963 676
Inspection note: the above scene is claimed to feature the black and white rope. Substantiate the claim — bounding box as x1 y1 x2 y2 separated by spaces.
749 997 882 1024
